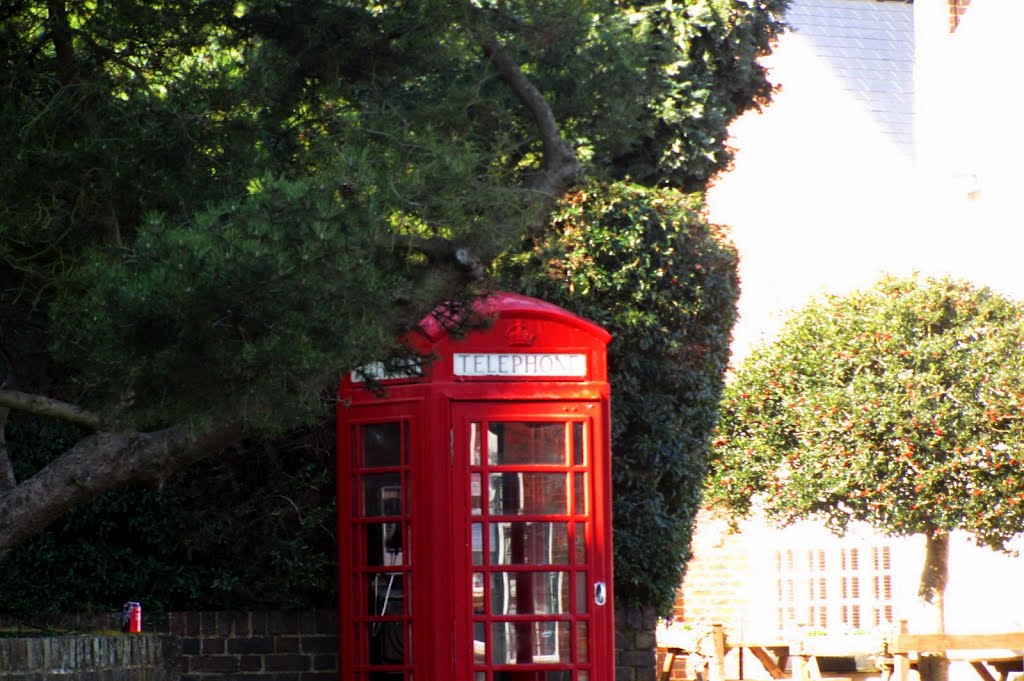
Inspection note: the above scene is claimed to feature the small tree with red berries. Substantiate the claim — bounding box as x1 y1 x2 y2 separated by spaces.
705 275 1024 679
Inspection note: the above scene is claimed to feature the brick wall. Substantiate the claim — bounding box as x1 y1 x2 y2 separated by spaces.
673 512 751 630
165 611 337 681
658 512 757 681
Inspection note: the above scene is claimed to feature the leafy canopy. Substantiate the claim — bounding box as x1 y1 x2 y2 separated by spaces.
2 0 784 434
706 275 1024 551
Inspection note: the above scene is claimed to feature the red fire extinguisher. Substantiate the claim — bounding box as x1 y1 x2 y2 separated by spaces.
121 602 142 633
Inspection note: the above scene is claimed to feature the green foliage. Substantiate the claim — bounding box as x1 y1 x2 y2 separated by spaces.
494 181 739 612
587 0 788 189
50 175 434 432
0 0 784 613
473 0 788 190
706 275 1024 551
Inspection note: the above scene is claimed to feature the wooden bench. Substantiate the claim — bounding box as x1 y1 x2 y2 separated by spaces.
880 624 1024 681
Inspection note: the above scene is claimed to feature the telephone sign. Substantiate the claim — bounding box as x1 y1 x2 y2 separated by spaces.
453 353 588 378
337 293 614 681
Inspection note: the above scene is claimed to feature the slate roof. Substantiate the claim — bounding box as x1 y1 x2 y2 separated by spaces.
785 0 915 155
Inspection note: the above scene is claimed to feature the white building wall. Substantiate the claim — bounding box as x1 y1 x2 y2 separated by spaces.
912 0 1024 302
695 0 1024 652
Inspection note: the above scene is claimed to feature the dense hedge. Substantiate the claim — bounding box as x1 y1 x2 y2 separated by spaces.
0 415 337 615
494 181 739 611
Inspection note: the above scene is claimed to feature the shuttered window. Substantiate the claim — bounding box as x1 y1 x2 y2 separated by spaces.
774 545 893 634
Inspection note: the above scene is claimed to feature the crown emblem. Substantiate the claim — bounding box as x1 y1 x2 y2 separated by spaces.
505 321 536 347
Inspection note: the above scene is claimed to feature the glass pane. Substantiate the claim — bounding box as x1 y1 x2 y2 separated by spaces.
578 672 589 681
471 422 482 466
573 422 584 465
362 423 402 467
471 473 483 515
488 422 565 465
490 571 570 615
491 621 571 665
489 473 567 515
574 523 586 563
473 523 485 565
576 621 589 662
368 573 405 615
473 572 485 614
363 474 403 516
494 674 571 681
368 621 405 666
573 473 585 515
489 522 569 565
474 622 487 663
575 572 588 614
365 523 404 567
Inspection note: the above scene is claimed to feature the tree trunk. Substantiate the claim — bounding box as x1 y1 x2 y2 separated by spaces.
916 530 950 681
0 419 243 558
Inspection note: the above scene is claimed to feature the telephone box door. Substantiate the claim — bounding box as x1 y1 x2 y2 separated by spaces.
452 401 613 681
338 403 424 681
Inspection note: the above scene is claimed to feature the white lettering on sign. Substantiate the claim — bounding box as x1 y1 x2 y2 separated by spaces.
453 353 587 378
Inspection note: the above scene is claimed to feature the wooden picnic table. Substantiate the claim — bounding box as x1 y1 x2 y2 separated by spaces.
712 626 858 681
657 624 724 681
881 626 1024 681
660 625 870 681
731 641 791 680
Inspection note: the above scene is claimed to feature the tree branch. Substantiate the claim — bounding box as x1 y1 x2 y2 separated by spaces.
0 402 14 493
482 38 582 200
0 418 245 557
389 235 485 280
0 347 18 492
0 389 103 431
46 0 77 86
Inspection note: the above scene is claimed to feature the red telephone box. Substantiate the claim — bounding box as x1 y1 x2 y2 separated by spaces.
337 292 614 681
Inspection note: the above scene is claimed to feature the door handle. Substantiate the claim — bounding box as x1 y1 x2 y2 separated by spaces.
594 581 607 606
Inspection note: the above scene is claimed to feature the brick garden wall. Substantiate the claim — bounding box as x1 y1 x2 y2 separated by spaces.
0 610 337 681
616 606 659 681
0 634 174 681
3 607 677 680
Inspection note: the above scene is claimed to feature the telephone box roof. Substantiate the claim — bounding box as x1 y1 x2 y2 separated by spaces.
416 291 612 345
